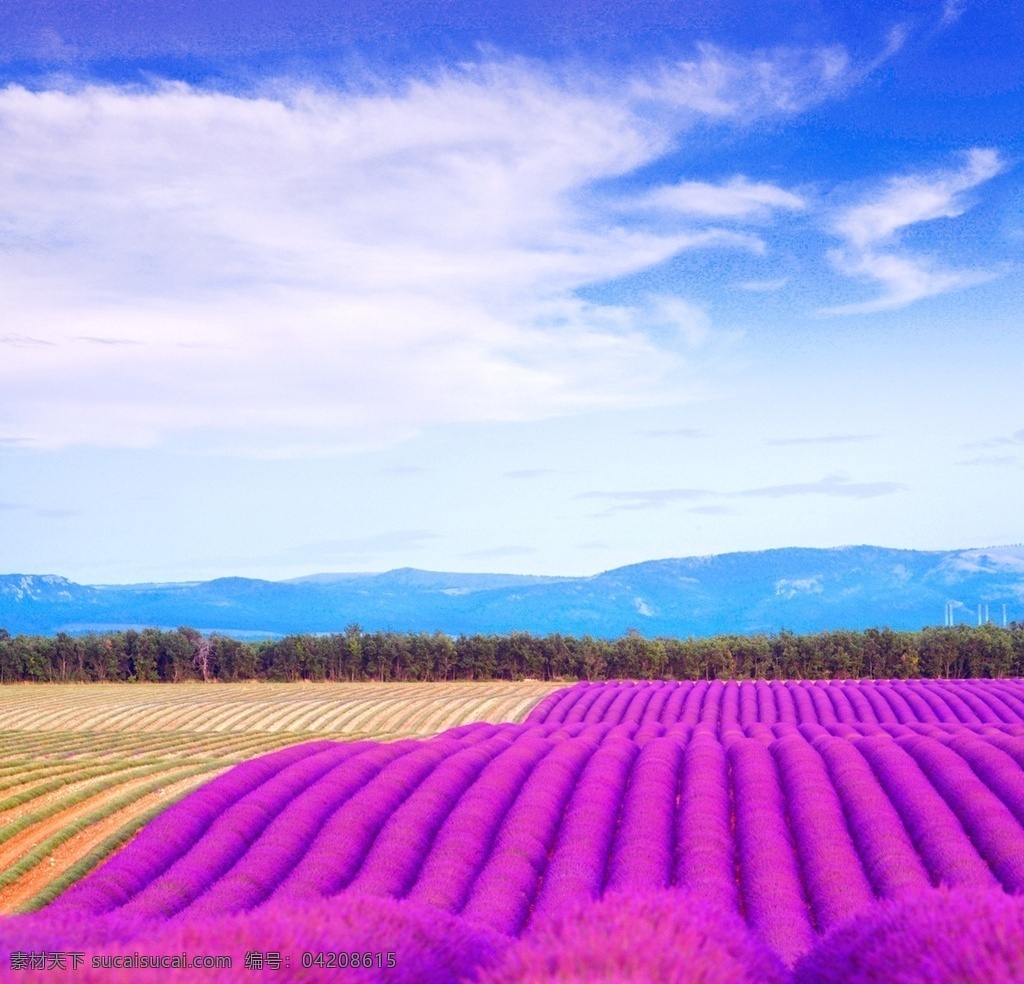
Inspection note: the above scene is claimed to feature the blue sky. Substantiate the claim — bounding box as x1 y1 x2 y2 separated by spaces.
1 0 1021 583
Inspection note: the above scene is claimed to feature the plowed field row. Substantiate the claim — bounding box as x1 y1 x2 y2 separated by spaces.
0 681 558 734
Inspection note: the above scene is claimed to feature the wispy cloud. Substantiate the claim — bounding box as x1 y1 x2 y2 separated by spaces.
0 44 877 456
824 148 1004 313
503 469 556 479
0 335 54 347
577 488 713 512
639 176 804 219
962 428 1024 450
75 336 140 346
939 0 967 28
736 474 906 499
378 465 430 477
641 428 705 438
633 41 866 118
957 455 1019 467
581 472 905 512
834 148 1000 247
767 434 878 446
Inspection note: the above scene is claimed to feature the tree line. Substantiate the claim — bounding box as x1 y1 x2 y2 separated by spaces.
1 623 1023 684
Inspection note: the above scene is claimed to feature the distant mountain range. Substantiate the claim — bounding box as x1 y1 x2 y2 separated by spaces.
2 545 1023 639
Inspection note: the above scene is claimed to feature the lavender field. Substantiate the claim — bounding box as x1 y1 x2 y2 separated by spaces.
4 679 1024 981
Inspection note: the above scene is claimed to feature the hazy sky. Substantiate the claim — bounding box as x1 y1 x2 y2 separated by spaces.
1 1 1021 582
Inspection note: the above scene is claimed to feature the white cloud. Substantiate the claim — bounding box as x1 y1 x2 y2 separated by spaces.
939 0 967 28
641 176 804 218
736 474 906 499
632 42 860 118
825 149 1004 313
0 47 866 455
834 148 1001 248
767 434 877 446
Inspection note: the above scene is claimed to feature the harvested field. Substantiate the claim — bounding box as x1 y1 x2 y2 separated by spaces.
0 681 562 913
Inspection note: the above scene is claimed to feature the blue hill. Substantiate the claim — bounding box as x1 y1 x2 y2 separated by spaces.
2 545 1023 638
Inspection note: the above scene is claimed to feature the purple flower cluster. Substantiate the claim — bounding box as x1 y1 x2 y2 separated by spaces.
479 890 789 984
795 887 1024 983
0 894 506 983
4 679 1024 979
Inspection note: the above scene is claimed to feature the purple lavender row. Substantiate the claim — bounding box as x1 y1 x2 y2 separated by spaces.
523 682 586 725
839 679 897 724
737 680 759 726
720 680 740 731
728 736 816 967
804 684 839 726
562 683 611 724
112 742 379 920
46 740 342 917
620 682 658 725
659 681 693 723
265 729 499 903
889 682 941 723
932 682 999 723
938 730 1024 832
983 680 1024 719
975 728 1024 769
676 680 708 726
345 730 520 899
904 681 960 723
829 683 862 723
784 684 817 725
637 680 672 725
527 736 639 925
755 680 778 724
952 680 1015 722
674 727 739 914
805 689 844 725
809 733 930 899
854 733 999 890
406 731 557 912
604 735 684 892
895 730 1024 892
599 682 642 727
699 680 726 727
923 680 983 722
835 683 878 724
460 732 602 936
847 682 898 725
577 682 625 724
180 740 416 918
772 733 874 932
773 682 798 724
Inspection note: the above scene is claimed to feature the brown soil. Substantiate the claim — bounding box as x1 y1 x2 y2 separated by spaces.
0 768 228 913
